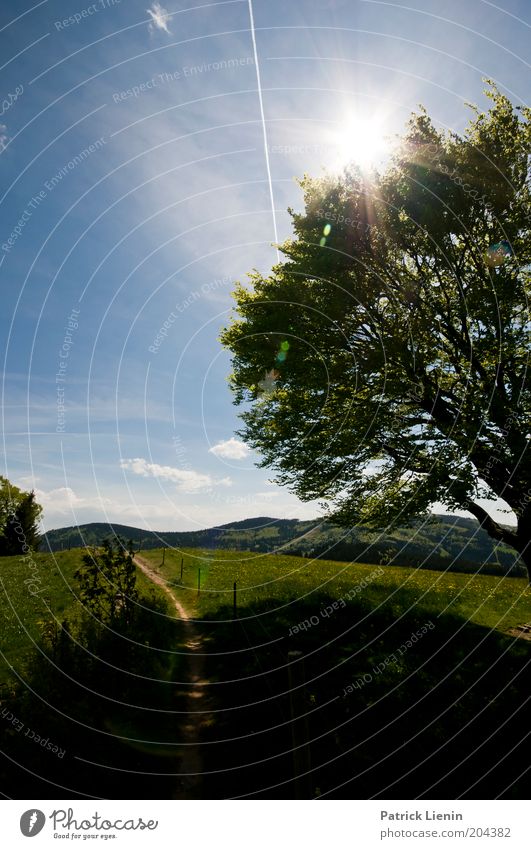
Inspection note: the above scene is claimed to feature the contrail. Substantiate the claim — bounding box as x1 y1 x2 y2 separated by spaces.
247 0 280 261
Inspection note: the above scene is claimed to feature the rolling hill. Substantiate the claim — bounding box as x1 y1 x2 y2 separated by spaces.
40 514 525 577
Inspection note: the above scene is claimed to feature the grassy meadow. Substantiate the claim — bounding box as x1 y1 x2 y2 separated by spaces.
1 545 529 798
140 547 531 799
0 548 187 799
138 546 531 632
0 549 160 687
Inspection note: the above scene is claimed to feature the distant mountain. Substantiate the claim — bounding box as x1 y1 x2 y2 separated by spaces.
40 517 306 555
40 514 525 578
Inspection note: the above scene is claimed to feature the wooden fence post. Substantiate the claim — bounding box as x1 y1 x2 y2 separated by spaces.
197 568 201 597
287 650 313 799
233 581 237 619
180 557 184 581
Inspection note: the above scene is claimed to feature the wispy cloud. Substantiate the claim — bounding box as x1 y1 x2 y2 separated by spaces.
16 475 41 489
209 438 249 460
0 124 8 153
120 457 232 493
146 2 172 34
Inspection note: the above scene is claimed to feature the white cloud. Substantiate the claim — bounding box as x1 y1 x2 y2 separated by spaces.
120 457 232 493
146 2 172 34
37 487 186 532
209 438 249 460
36 486 83 512
35 481 323 532
35 486 114 527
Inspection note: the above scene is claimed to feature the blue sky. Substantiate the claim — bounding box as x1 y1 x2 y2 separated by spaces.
0 0 529 531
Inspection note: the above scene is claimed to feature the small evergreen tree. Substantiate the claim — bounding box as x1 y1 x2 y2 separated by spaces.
0 490 42 555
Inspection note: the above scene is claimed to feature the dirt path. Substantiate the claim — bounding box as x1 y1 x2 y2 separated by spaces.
134 555 211 798
507 623 531 642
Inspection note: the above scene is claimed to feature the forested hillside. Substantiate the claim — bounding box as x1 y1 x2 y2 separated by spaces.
41 514 524 577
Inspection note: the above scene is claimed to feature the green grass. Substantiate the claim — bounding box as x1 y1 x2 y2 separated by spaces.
0 549 164 686
2 546 529 798
138 547 531 799
0 549 190 799
139 547 531 632
0 550 82 683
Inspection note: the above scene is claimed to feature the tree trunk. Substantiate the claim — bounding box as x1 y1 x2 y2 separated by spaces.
516 546 531 584
466 500 531 583
516 514 531 585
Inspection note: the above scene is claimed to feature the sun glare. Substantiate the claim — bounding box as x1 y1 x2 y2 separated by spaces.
331 115 390 171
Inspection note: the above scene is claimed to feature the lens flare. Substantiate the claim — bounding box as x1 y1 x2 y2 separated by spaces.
485 241 512 267
321 223 332 247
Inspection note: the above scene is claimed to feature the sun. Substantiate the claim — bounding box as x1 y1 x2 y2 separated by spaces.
331 115 390 171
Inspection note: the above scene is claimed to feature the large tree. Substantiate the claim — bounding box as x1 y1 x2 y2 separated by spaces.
221 86 531 580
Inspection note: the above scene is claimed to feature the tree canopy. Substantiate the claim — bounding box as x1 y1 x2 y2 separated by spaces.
221 86 531 580
0 476 42 555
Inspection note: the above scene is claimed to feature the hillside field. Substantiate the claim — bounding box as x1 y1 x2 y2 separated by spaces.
41 514 525 577
139 547 531 799
1 547 529 798
0 549 159 687
138 547 531 631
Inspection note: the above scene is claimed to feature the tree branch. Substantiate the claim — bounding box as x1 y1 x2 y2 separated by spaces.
465 500 519 548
